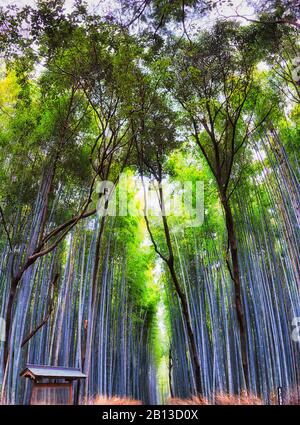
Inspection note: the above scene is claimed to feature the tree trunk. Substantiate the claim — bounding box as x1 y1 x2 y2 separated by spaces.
159 186 202 394
83 214 106 397
3 278 17 370
3 166 55 385
168 348 174 398
143 181 202 395
168 262 202 395
221 192 249 389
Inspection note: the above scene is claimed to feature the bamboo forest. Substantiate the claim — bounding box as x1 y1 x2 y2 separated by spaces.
0 0 299 407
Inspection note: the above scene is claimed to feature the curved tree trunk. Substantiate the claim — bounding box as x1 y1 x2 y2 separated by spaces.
168 262 202 395
160 186 202 395
221 192 249 389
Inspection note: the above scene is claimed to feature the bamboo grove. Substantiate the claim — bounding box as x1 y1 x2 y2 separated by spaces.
0 0 299 405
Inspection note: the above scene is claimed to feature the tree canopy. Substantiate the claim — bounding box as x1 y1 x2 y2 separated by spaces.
0 0 299 405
